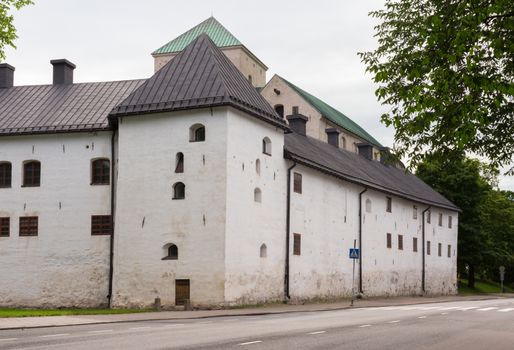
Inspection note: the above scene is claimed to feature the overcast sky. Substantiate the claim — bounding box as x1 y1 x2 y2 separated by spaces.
4 0 513 190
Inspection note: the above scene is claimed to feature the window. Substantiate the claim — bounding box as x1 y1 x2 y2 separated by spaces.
163 244 178 260
255 159 261 175
248 75 253 84
262 137 272 155
292 106 299 114
173 182 185 200
19 216 38 236
427 210 431 224
365 198 372 213
413 206 418 219
447 244 451 258
293 233 301 255
438 213 443 226
254 187 262 203
387 233 392 248
386 197 392 212
260 243 267 258
427 241 431 255
0 162 12 188
398 235 404 250
91 158 110 185
0 217 9 237
274 104 284 118
341 137 347 150
190 124 205 142
23 161 40 187
175 153 184 173
293 173 302 194
91 215 112 235
413 237 418 252
448 216 453 229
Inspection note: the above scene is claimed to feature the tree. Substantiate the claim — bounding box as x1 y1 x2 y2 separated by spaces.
360 0 514 172
0 0 33 60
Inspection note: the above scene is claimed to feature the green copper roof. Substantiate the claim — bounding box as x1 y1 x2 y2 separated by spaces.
153 17 242 55
279 76 382 147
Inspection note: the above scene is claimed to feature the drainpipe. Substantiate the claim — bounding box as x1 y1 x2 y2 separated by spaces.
358 187 367 294
284 161 297 301
421 206 430 294
108 130 117 308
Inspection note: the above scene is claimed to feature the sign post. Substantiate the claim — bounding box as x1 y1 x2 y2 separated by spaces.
349 240 360 306
499 266 505 293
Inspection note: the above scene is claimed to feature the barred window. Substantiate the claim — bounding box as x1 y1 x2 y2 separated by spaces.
0 217 9 237
19 216 38 236
398 234 404 250
0 162 12 188
293 173 302 194
23 161 40 187
91 215 112 235
91 159 110 185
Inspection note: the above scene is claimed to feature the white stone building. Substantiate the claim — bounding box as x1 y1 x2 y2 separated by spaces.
0 18 459 308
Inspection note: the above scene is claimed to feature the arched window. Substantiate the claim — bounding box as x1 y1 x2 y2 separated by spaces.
248 75 253 84
254 187 262 203
190 124 206 142
91 158 110 185
173 182 185 199
260 243 267 258
274 104 284 118
23 161 41 187
262 137 272 155
365 198 372 213
162 244 178 260
0 162 12 188
255 159 261 175
175 152 184 173
341 137 347 150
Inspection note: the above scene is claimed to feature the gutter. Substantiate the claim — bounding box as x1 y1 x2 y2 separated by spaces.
108 130 117 307
284 161 297 301
358 187 367 294
422 206 430 294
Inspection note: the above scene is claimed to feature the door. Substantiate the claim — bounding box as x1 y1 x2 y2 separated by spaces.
175 279 190 306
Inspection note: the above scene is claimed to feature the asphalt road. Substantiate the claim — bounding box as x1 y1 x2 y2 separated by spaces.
1 298 513 350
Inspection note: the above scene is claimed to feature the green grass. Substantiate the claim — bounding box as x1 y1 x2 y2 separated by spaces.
458 278 514 295
0 308 154 318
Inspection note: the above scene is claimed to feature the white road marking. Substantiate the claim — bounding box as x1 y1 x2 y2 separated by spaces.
477 307 498 311
418 316 427 319
129 327 152 330
439 307 460 310
39 333 69 338
359 324 372 328
498 308 514 312
239 340 262 346
308 331 326 335
88 329 113 334
388 320 400 323
459 307 479 311
0 338 18 342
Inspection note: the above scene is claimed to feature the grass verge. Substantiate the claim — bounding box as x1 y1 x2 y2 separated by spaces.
458 278 514 295
0 308 153 318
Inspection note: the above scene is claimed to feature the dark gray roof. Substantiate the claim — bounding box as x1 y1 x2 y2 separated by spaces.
110 34 287 129
0 80 144 135
284 132 459 211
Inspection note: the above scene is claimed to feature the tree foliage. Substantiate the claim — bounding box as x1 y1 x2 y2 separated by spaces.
360 0 514 172
0 0 33 60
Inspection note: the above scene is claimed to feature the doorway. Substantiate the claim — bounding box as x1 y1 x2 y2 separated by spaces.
175 279 190 306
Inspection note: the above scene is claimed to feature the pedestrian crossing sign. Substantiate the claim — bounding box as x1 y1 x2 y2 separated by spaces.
349 248 360 259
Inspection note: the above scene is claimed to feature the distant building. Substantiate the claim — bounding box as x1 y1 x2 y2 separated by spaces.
0 18 459 308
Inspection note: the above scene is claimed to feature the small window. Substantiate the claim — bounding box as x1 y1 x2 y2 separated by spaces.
365 198 372 213
163 244 178 260
91 158 110 185
341 137 347 150
274 104 284 118
190 124 206 142
386 233 392 248
248 75 253 84
438 213 443 226
292 106 299 114
175 152 184 173
413 237 418 252
173 182 185 200
386 197 392 213
255 159 261 175
427 241 431 255
293 173 302 194
254 187 262 203
0 162 12 188
427 210 431 224
447 244 451 258
0 217 9 237
438 243 442 257
23 161 40 187
448 216 452 229
293 233 301 255
413 206 418 219
91 215 112 235
398 235 403 250
260 243 267 258
262 137 272 155
19 216 38 236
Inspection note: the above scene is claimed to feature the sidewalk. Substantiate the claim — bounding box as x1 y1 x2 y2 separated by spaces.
1 294 512 330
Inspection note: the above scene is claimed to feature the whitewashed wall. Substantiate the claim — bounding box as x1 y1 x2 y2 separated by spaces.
0 132 112 308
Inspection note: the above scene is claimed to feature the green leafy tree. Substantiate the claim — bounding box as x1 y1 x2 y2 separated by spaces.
0 0 33 60
360 0 514 172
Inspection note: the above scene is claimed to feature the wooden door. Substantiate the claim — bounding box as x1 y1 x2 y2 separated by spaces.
175 279 190 305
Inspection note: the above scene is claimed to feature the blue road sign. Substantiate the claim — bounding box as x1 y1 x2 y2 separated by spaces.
349 248 360 259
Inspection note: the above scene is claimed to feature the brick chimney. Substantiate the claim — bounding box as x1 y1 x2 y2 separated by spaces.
325 128 340 147
0 63 15 88
51 59 76 85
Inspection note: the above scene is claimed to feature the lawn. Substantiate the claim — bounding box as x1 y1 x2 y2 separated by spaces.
0 308 153 318
458 278 514 295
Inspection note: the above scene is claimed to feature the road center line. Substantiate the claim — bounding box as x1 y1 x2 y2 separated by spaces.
308 331 326 335
477 307 498 311
459 307 479 311
388 320 400 323
498 308 514 312
39 333 69 338
418 316 427 319
359 324 372 328
239 340 263 346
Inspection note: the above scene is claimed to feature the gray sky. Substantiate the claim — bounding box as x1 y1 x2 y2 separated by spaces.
5 0 513 190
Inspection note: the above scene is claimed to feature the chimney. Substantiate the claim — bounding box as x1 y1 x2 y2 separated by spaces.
0 63 15 88
286 111 308 136
357 143 373 160
325 128 340 147
50 59 76 85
